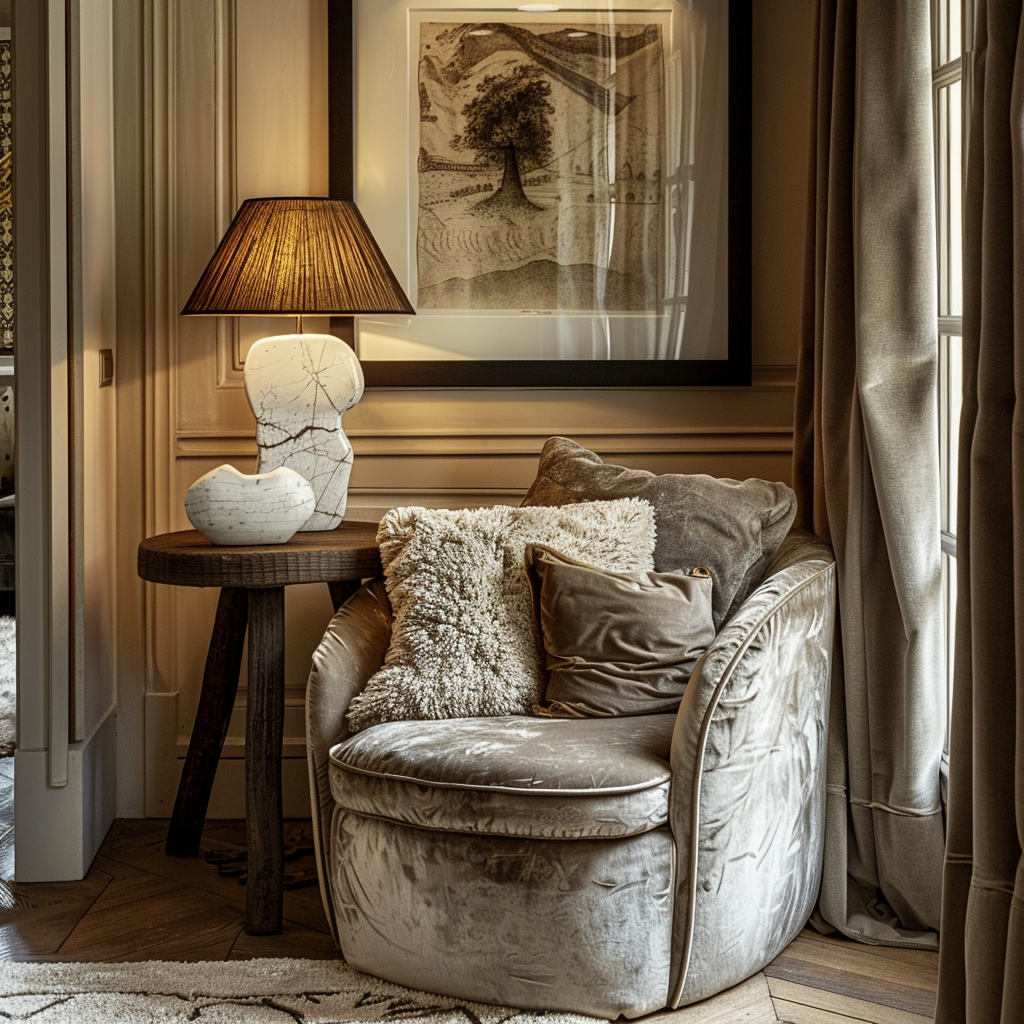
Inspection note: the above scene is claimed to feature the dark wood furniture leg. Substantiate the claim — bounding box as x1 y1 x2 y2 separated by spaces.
244 585 286 935
165 586 248 857
327 578 362 612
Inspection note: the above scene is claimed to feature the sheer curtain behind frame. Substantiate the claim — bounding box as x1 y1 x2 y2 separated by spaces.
793 0 946 946
935 2 1024 1021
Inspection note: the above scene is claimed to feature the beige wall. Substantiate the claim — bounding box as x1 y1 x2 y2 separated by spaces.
752 0 817 368
121 0 817 817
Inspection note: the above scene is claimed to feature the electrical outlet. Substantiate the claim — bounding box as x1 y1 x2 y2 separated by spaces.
99 348 114 387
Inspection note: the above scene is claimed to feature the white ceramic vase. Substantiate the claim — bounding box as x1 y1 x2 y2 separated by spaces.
184 464 316 546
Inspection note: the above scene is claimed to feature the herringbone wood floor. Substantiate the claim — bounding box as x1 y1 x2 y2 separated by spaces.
0 760 938 1022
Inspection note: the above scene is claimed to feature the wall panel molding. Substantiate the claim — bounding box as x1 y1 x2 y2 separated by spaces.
176 429 794 458
134 0 804 818
213 0 244 388
144 0 181 738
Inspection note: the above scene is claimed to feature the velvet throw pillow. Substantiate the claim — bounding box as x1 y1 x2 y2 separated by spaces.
521 437 797 628
526 545 715 718
345 498 656 732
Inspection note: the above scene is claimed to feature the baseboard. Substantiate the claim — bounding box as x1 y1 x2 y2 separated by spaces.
144 690 311 819
13 710 117 881
144 690 179 816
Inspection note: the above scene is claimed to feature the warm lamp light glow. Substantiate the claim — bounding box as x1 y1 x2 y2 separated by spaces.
181 197 414 317
181 197 413 531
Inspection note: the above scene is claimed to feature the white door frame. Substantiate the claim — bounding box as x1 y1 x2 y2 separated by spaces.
13 0 118 881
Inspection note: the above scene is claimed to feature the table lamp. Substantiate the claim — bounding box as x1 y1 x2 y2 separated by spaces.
181 197 414 530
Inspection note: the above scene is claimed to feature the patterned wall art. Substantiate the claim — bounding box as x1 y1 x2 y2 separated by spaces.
416 21 663 315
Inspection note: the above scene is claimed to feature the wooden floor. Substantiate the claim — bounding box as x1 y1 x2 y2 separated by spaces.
0 760 938 1022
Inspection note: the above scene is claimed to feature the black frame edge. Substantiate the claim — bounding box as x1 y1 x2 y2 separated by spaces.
333 0 751 388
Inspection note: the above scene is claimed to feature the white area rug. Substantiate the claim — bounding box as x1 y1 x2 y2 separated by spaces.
0 615 13 756
0 958 779 1023
0 958 602 1023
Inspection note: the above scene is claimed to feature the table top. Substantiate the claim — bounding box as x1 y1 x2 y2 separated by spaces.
138 522 382 588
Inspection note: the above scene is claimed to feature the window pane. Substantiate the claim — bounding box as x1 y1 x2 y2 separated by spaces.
948 0 962 63
939 334 962 533
948 333 961 531
939 334 961 763
937 82 963 318
942 551 957 754
949 80 962 316
937 83 950 316
940 334 950 532
938 0 963 66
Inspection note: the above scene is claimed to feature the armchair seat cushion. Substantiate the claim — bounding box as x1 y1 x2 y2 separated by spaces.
330 714 676 840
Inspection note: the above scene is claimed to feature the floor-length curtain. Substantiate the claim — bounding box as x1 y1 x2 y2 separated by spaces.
792 0 947 946
935 2 1024 1020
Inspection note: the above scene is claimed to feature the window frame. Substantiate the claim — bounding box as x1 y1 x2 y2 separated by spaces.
931 0 968 781
929 0 966 782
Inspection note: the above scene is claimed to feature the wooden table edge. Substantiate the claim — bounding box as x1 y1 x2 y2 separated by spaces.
137 525 383 589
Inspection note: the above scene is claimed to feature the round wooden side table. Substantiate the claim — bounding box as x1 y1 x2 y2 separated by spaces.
138 523 382 935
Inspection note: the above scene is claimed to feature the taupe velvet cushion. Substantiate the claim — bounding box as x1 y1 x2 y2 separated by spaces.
330 714 676 839
525 544 715 718
521 437 798 627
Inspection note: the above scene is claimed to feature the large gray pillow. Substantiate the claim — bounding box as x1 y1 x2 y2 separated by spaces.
521 437 797 628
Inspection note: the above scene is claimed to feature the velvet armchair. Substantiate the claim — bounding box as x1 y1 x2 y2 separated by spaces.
304 526 835 1018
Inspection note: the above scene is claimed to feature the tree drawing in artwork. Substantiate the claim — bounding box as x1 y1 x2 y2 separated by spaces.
416 20 664 313
453 65 554 214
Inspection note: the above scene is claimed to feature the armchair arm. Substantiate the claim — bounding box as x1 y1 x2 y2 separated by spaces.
668 531 836 1007
305 578 392 941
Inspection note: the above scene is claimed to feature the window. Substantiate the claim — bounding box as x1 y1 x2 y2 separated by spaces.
932 0 965 791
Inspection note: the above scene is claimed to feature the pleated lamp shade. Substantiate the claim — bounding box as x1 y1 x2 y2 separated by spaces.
181 197 414 316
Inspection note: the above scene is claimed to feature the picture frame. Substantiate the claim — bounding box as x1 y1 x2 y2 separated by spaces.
329 0 750 388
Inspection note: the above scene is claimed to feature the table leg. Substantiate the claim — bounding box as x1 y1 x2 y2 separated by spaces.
165 586 248 858
244 585 286 935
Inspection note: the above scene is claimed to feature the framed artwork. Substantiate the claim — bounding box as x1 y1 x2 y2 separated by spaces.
329 0 750 387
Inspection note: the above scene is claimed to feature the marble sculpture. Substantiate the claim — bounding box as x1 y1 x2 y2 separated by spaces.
184 464 316 545
244 333 365 530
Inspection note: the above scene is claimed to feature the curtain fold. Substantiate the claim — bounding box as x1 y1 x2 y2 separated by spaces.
793 0 946 947
935 2 1024 1021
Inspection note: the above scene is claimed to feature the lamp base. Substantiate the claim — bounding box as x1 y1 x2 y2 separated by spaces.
243 332 365 531
256 430 352 531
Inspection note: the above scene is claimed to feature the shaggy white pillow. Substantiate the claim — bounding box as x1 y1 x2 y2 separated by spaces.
345 498 656 731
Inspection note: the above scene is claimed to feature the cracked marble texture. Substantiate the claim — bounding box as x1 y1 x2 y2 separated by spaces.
244 333 365 530
184 464 316 545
